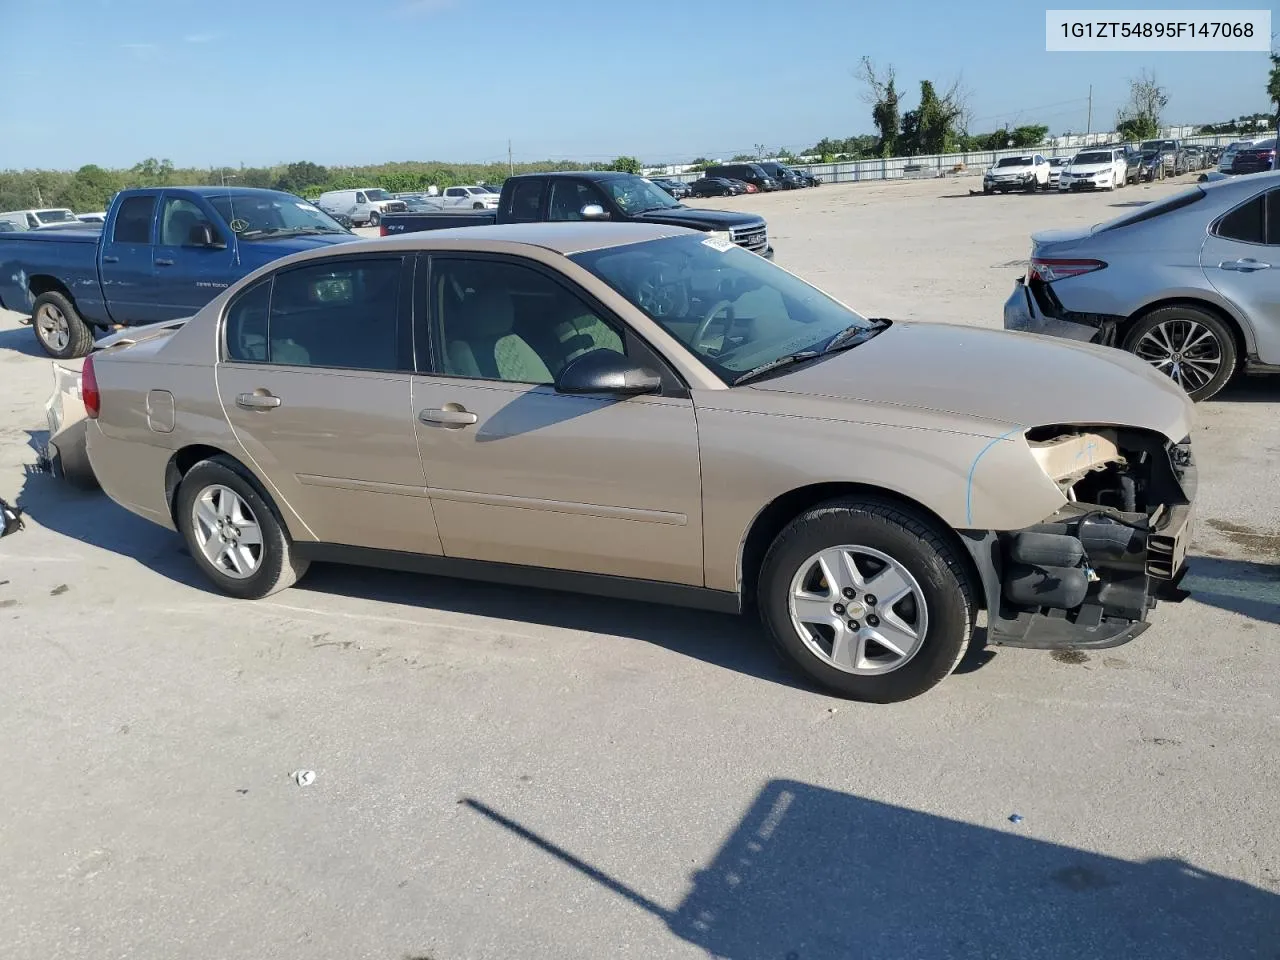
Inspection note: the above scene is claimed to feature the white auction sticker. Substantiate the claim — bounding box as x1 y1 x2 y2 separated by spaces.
1046 9 1271 51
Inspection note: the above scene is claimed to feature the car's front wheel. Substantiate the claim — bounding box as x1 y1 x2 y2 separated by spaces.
368 211 381 227
1123 304 1238 402
176 456 309 599
758 498 975 703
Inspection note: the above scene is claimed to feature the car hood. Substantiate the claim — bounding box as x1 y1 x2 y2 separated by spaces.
989 165 1033 174
1064 162 1113 174
238 232 358 266
749 321 1192 442
634 207 764 229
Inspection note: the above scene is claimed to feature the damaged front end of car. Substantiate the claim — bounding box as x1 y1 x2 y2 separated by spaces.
43 360 98 489
964 426 1195 649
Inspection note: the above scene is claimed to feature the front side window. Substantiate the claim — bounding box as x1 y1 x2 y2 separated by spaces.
112 196 156 244
571 234 877 384
265 258 403 370
355 192 367 204
547 180 605 221
430 257 624 384
159 197 216 246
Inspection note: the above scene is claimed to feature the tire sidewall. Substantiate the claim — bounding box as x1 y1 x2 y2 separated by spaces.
1123 306 1238 402
176 459 292 600
759 504 971 703
32 291 93 359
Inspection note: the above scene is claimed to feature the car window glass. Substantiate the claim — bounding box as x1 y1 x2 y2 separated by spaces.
355 192 366 203
1267 190 1280 245
112 195 156 244
1217 195 1265 244
225 279 272 362
547 180 603 221
509 180 545 222
431 258 625 384
267 258 403 370
159 197 214 246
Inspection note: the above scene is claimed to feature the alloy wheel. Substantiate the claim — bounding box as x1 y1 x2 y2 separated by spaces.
1133 318 1223 394
191 484 265 580
788 545 929 675
36 303 70 352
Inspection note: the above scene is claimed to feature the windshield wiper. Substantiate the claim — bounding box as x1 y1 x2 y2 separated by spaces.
823 318 891 354
732 351 821 386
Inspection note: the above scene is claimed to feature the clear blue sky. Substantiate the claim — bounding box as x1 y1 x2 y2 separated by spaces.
1 0 1272 170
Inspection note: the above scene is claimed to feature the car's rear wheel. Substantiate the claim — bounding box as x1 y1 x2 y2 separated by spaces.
176 457 309 599
758 498 975 703
1123 304 1238 402
31 291 95 359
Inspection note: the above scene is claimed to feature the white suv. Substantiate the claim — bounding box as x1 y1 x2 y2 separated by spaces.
982 155 1051 194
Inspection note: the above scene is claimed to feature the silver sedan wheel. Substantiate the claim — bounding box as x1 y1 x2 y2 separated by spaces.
191 484 264 580
35 303 70 352
1133 318 1223 394
788 545 929 676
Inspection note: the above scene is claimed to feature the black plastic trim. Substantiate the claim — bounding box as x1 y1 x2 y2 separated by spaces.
292 542 742 614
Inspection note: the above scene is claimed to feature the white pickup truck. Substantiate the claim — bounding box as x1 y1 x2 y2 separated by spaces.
981 154 1051 194
438 185 501 209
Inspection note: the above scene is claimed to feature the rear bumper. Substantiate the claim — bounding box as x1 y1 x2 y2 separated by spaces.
1002 277 1101 344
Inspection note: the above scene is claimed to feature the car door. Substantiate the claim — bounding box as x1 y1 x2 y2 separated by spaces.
1201 187 1280 364
410 252 705 585
441 187 466 209
99 192 166 324
216 254 444 554
151 192 237 316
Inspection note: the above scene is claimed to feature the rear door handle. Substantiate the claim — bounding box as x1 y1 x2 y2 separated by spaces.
102 255 119 263
419 406 477 427
155 258 174 267
1220 258 1271 272
236 392 282 410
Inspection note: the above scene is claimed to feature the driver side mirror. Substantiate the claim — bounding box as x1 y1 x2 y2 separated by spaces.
555 349 661 396
188 223 225 248
580 204 610 221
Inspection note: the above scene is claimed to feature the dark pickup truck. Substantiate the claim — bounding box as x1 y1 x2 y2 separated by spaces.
0 186 357 358
378 171 774 259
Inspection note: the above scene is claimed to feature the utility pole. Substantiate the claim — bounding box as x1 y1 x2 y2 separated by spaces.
1086 85 1092 136
508 139 514 176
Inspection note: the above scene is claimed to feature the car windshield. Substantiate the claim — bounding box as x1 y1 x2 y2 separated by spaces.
996 157 1033 168
208 193 348 239
466 187 488 195
570 234 877 384
1074 152 1111 164
601 176 682 213
363 189 392 201
1140 140 1176 152
36 209 77 223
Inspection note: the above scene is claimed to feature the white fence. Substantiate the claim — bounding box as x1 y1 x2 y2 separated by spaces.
665 133 1251 186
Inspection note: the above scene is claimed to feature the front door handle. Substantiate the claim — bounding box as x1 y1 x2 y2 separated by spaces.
236 392 282 410
155 258 175 267
419 406 477 427
1220 258 1272 272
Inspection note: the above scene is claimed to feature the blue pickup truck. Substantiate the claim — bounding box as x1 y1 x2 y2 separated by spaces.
0 186 358 358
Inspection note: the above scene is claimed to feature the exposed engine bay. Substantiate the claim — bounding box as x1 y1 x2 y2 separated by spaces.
967 426 1196 649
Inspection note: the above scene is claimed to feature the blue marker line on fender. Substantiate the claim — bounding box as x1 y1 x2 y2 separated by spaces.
965 426 1023 526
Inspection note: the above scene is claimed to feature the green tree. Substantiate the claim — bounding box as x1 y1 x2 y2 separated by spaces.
1269 51 1280 128
1115 69 1167 142
53 164 123 211
129 157 174 186
858 57 901 157
275 160 330 195
609 155 642 174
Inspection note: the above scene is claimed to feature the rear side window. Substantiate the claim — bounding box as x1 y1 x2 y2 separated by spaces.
508 180 545 222
112 196 156 243
1216 195 1265 244
267 258 404 370
1095 187 1205 233
225 280 272 362
1269 191 1280 244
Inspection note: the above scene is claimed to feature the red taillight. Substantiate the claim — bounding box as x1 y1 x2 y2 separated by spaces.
81 353 100 419
379 224 389 237
1028 257 1107 283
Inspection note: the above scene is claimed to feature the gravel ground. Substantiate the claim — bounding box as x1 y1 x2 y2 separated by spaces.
1 175 1278 960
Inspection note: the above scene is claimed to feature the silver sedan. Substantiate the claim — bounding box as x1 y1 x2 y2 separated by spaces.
1004 171 1280 401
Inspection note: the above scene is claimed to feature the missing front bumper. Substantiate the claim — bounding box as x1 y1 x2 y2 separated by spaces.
43 361 98 489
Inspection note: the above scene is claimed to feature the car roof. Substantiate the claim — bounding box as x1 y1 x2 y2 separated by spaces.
524 171 635 182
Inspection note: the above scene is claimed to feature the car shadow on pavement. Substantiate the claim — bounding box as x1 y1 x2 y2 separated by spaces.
14 431 211 590
455 779 1280 960
1212 378 1280 403
0 322 49 359
1184 555 1280 626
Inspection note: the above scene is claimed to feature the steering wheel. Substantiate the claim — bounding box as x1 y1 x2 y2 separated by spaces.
692 299 735 350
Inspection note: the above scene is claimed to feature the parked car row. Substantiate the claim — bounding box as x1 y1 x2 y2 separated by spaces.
985 142 1220 195
648 162 822 201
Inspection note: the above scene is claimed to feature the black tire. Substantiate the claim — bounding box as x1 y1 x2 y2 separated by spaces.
175 456 309 599
367 211 381 227
983 185 992 195
758 498 976 703
472 202 485 209
1122 304 1238 402
31 290 95 359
